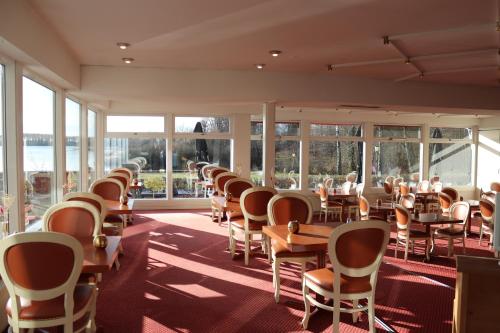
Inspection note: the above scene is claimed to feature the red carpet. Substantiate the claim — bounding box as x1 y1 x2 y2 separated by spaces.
94 211 494 332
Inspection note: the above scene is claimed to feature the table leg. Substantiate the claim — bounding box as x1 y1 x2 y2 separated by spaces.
315 251 326 303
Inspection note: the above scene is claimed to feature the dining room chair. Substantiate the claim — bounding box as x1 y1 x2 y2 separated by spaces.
211 172 238 223
200 164 219 197
107 172 130 195
438 192 454 214
90 178 125 201
318 183 342 222
417 180 430 192
383 181 395 203
432 201 470 257
399 193 416 210
441 187 459 201
430 175 440 185
490 182 500 192
110 167 134 182
222 177 254 224
301 220 390 332
479 198 495 248
399 183 410 196
229 186 277 265
267 192 317 303
359 196 370 220
324 177 334 189
0 232 97 333
394 204 431 261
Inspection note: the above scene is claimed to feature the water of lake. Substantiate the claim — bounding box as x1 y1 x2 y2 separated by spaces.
24 146 94 171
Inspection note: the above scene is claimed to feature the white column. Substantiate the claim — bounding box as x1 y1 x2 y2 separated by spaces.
96 110 105 178
55 90 66 202
166 113 173 200
300 120 310 190
363 122 374 188
262 102 276 187
80 103 89 191
231 113 251 178
421 123 430 181
4 61 25 232
472 125 479 195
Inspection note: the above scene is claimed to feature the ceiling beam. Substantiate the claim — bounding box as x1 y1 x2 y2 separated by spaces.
388 23 495 41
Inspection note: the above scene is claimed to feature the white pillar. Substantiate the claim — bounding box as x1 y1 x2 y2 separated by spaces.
166 113 173 200
262 102 276 187
300 120 310 190
55 89 66 202
96 110 105 178
4 61 25 232
232 113 251 178
472 125 479 195
363 122 374 188
421 123 430 182
80 102 89 191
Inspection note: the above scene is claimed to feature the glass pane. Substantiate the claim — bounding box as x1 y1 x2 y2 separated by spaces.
175 116 229 133
430 127 472 140
87 110 97 188
172 139 231 198
310 124 362 137
371 142 420 187
106 116 164 133
275 140 300 189
23 77 55 224
275 122 299 136
65 98 81 193
104 138 167 198
251 121 263 135
374 125 420 139
251 140 263 185
429 143 472 186
0 65 4 197
308 141 363 189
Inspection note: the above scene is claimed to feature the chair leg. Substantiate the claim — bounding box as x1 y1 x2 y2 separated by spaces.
273 259 281 303
324 208 328 223
302 279 311 329
229 227 236 258
447 238 453 257
267 238 272 263
352 299 359 323
462 236 466 254
333 299 341 333
394 238 399 258
367 295 375 333
244 234 250 266
425 239 430 261
479 224 483 246
404 239 409 262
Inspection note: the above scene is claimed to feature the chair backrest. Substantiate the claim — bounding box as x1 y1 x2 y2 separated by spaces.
417 180 430 192
63 192 107 223
267 192 313 226
491 182 500 192
393 177 404 188
43 201 102 237
0 232 83 324
327 221 390 292
224 178 254 199
395 204 412 231
430 175 440 185
480 198 495 222
107 172 130 192
213 172 238 195
341 181 352 195
438 192 453 211
432 181 443 193
186 160 197 172
210 167 230 181
399 193 415 209
359 196 370 218
399 183 410 196
481 191 496 202
201 164 217 181
318 183 328 202
240 186 278 224
450 201 470 227
90 178 125 201
383 181 393 195
441 187 458 201
346 172 357 183
384 176 394 185
355 183 365 197
110 167 133 181
324 177 333 189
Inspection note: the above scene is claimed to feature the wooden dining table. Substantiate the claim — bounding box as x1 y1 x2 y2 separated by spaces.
370 202 395 220
105 199 134 215
81 236 122 273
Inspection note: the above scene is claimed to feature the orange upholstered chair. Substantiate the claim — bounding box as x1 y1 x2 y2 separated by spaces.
432 201 470 257
107 172 130 195
229 186 277 265
399 183 410 196
110 167 133 181
383 181 394 202
0 232 96 333
399 193 416 210
213 171 237 196
441 187 459 201
42 201 101 238
394 204 431 261
479 199 495 248
438 192 453 214
490 182 500 192
222 178 254 224
267 193 316 303
302 220 390 332
318 183 342 222
90 178 124 201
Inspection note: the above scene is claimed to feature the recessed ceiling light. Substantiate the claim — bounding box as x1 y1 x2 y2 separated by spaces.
269 50 282 57
117 42 130 50
255 64 265 69
122 57 134 64
327 64 334 71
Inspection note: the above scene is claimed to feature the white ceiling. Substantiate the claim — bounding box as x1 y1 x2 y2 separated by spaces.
28 0 500 86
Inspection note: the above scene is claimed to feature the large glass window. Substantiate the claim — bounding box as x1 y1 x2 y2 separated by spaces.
0 65 4 196
87 110 97 187
173 115 231 198
250 121 263 185
65 98 81 193
429 127 472 186
106 116 164 133
23 77 55 224
275 122 300 189
372 125 421 187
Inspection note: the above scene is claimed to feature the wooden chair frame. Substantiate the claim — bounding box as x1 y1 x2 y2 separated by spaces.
432 201 470 257
42 201 102 237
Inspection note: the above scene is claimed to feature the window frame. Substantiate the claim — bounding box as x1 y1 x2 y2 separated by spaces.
64 96 83 192
104 114 167 138
173 115 232 140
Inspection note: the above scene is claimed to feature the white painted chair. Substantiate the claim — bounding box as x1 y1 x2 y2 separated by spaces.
394 204 431 261
432 201 470 257
318 183 342 222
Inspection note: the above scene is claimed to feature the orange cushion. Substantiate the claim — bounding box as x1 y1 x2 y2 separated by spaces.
271 240 316 258
6 285 93 320
304 268 372 294
435 227 463 236
230 217 266 231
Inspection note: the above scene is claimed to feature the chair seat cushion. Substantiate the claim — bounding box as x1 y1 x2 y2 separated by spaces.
435 227 464 236
227 210 243 219
304 268 372 294
230 217 265 231
271 240 316 258
6 285 93 320
398 229 430 238
105 214 123 223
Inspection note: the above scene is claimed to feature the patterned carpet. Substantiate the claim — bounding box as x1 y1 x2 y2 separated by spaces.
94 211 494 333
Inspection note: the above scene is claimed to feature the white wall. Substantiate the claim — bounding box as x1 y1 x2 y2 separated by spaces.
477 117 500 191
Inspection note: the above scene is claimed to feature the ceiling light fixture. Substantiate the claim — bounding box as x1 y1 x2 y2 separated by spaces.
327 64 334 71
117 42 130 50
405 58 411 65
122 57 134 64
255 64 265 69
269 50 282 57
419 72 425 79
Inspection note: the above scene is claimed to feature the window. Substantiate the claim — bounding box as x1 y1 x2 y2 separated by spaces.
23 77 55 224
87 110 97 187
429 127 472 186
250 121 263 185
308 123 363 189
372 125 421 187
105 115 167 199
65 98 81 193
275 122 300 189
173 116 231 198
0 65 4 196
